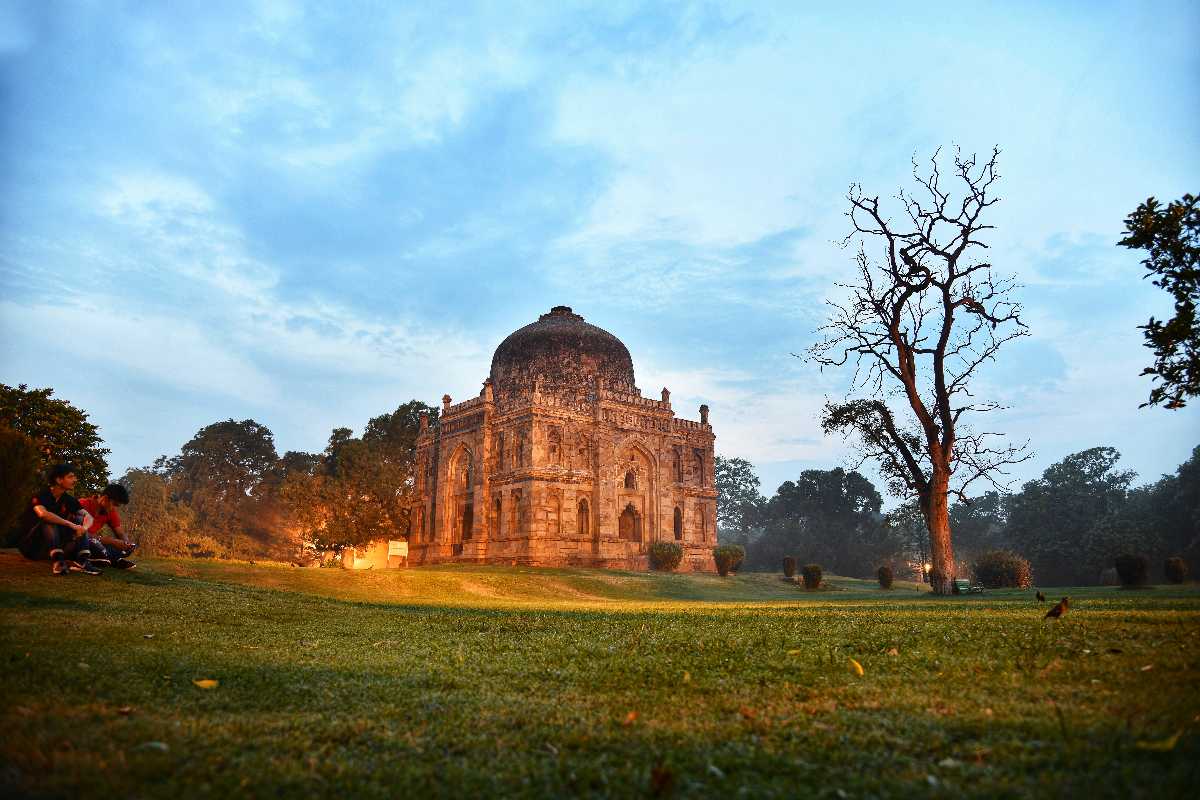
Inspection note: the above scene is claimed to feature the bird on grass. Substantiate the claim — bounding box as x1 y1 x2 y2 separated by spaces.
1044 597 1069 620
1036 590 1046 602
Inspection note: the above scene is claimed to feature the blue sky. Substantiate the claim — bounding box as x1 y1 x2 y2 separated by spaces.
1 0 1197 500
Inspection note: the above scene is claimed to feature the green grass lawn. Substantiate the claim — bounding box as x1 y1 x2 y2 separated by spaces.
1 553 1198 799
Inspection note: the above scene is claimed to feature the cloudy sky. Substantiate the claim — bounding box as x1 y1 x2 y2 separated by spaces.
1 0 1197 499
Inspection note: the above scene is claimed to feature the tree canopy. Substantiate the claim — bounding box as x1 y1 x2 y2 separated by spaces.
0 383 111 494
715 455 765 544
1119 193 1200 408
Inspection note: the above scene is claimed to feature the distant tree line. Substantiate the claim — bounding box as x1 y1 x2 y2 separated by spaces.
716 447 1200 585
1 382 436 561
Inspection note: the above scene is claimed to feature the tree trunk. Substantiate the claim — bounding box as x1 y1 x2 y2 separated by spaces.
925 469 955 595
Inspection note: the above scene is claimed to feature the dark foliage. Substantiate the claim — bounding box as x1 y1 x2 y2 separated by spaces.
728 544 745 573
1164 556 1189 584
801 563 822 590
0 383 110 495
712 545 740 577
876 564 894 589
648 542 683 572
1 425 42 545
1114 553 1150 587
1118 193 1200 408
972 549 1033 589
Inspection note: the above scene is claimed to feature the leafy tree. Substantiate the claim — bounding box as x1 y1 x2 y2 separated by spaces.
715 455 765 545
0 383 110 494
1119 193 1200 408
273 401 436 553
1006 447 1136 586
118 468 197 556
748 468 895 576
1 425 42 545
808 148 1031 593
948 491 1007 563
884 498 930 580
156 419 279 549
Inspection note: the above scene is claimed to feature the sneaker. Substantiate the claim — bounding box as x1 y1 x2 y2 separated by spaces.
89 557 112 567
52 560 68 576
113 558 137 571
69 561 102 576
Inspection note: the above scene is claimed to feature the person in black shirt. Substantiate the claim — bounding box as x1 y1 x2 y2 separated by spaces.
17 463 99 575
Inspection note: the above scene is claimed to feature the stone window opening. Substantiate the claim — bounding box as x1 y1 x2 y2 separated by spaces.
693 449 704 485
673 507 683 541
624 470 637 490
577 498 590 537
493 496 502 537
673 450 683 483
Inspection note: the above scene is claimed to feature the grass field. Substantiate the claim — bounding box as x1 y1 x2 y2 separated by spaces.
1 553 1198 799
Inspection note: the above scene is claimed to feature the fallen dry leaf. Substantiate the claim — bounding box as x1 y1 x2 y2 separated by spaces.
682 671 691 683
787 649 803 656
622 711 638 726
192 679 219 689
1139 664 1154 672
848 658 864 677
117 706 134 716
1135 731 1182 751
885 647 900 656
143 634 154 639
739 706 757 720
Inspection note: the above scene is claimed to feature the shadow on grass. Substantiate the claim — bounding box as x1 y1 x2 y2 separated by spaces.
0 591 100 611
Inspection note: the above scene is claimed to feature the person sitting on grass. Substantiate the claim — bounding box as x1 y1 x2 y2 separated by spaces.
78 483 136 570
16 463 100 576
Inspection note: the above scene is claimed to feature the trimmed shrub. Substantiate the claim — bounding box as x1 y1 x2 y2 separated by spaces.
801 563 822 590
648 541 683 572
972 550 1033 589
712 545 740 577
1164 556 1189 584
729 545 746 573
782 556 797 578
1114 553 1149 587
876 565 894 589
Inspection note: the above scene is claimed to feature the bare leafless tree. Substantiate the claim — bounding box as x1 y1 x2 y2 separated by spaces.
808 147 1031 595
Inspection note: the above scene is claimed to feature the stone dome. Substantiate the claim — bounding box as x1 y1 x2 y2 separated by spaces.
490 306 636 405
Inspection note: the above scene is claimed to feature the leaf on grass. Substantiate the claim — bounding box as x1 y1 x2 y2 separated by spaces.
117 706 134 716
787 649 803 656
134 741 169 753
848 658 864 677
143 634 154 639
192 679 219 689
622 711 638 726
1139 664 1154 672
682 671 691 683
885 647 900 656
1135 731 1182 751
739 706 757 720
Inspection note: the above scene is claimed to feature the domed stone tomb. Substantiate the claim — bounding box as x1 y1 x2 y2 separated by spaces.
407 306 717 571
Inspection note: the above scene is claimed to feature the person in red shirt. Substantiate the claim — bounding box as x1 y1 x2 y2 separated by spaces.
78 483 137 570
